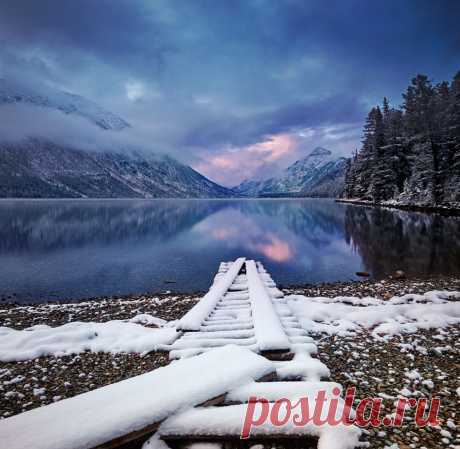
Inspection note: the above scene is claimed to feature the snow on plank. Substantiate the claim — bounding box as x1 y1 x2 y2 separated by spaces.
177 258 246 331
225 380 342 403
0 345 274 449
157 403 362 449
246 260 291 352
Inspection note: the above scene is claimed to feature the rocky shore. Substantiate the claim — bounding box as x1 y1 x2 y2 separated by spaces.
336 198 460 217
1 276 459 449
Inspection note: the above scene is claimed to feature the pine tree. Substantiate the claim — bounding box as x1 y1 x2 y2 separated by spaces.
354 108 379 199
343 70 460 207
369 106 387 201
402 74 440 204
445 71 460 202
403 74 435 135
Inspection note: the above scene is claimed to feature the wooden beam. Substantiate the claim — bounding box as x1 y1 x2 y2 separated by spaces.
93 422 161 449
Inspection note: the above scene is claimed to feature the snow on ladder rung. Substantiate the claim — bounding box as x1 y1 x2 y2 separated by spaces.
246 260 291 352
200 323 254 332
178 258 246 331
170 337 257 350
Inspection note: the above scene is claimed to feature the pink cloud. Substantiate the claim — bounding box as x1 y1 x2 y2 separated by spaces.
193 132 300 186
192 123 360 186
211 227 237 240
254 234 294 262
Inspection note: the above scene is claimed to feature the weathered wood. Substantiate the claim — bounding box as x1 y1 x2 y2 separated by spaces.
94 421 161 449
162 434 318 448
260 349 294 361
198 393 227 407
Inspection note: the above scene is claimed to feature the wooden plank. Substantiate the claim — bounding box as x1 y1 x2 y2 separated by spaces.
94 422 161 449
260 350 294 361
246 260 291 352
178 258 246 331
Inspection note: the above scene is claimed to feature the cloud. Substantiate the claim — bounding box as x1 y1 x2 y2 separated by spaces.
194 124 361 186
0 103 168 157
254 234 294 262
0 0 459 183
125 81 146 102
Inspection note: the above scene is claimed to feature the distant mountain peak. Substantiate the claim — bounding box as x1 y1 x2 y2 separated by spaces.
309 146 331 156
234 146 348 198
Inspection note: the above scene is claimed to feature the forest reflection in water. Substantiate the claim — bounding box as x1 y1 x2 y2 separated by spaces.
0 199 458 302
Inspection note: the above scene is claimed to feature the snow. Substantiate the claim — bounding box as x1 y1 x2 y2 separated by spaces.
287 291 460 338
421 379 434 389
142 433 173 449
181 329 254 339
158 402 361 449
0 78 130 130
275 352 330 381
178 258 246 331
0 345 274 449
404 369 421 380
235 146 347 197
169 337 257 350
0 321 179 362
129 314 169 327
226 381 342 402
440 429 452 438
246 260 290 351
398 387 412 396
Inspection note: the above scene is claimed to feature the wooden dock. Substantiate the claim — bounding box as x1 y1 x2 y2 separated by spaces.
0 258 361 449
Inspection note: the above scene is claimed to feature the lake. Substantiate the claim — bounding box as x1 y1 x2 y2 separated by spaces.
0 198 459 303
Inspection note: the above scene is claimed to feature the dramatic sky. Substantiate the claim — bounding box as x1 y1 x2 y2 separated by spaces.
0 0 459 186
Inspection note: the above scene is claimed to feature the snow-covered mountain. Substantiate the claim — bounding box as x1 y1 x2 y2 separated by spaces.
0 79 130 131
0 139 233 198
0 80 234 198
234 147 348 197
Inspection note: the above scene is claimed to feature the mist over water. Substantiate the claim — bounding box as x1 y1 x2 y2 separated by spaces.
0 199 459 303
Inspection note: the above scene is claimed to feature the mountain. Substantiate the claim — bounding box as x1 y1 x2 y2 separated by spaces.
0 80 234 198
0 139 233 198
234 147 348 197
0 79 130 130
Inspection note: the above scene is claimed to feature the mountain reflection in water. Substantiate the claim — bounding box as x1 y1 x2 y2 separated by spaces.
0 199 458 302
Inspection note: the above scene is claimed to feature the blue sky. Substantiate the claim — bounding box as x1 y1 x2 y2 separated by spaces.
0 0 459 185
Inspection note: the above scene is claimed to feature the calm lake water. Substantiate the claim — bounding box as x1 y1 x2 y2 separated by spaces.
0 199 459 303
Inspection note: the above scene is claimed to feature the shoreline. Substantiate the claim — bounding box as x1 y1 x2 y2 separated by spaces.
336 198 460 216
2 273 460 308
1 275 460 326
1 276 459 449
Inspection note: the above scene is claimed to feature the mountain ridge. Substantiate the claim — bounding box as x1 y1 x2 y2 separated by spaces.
0 80 235 198
0 138 234 198
234 147 347 197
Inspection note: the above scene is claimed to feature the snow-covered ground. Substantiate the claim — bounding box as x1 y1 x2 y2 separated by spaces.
0 346 274 449
0 319 178 362
0 271 459 449
287 290 460 339
2 290 457 363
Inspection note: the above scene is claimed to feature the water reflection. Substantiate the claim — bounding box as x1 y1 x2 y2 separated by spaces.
344 206 460 277
0 199 458 302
